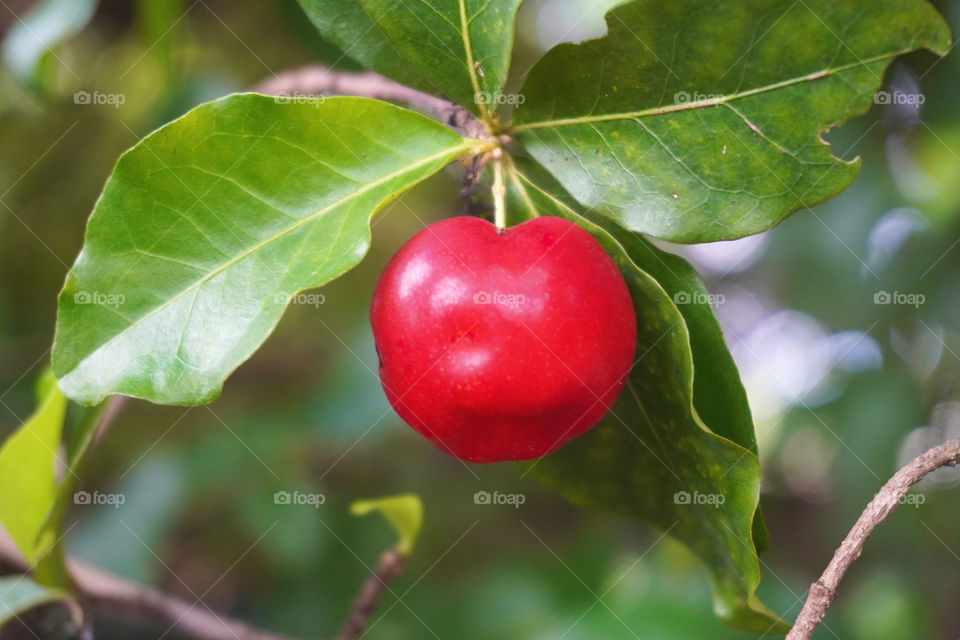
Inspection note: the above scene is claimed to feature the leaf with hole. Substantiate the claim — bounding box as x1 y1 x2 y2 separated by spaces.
514 0 951 242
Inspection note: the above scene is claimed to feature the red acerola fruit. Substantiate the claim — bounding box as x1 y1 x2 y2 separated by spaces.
370 216 637 463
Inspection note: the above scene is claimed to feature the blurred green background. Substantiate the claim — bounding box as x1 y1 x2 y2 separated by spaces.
2 1 960 638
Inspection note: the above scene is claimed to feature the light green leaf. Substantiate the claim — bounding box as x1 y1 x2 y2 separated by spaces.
0 576 73 627
296 0 432 91
0 371 67 564
514 0 951 242
1 0 97 88
52 94 481 405
350 494 423 556
358 0 524 118
33 400 114 588
507 162 785 632
0 375 104 590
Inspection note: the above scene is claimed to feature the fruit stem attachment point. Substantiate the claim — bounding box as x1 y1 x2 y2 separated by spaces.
492 148 507 232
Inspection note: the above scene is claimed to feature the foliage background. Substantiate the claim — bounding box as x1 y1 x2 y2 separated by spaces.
1 0 960 637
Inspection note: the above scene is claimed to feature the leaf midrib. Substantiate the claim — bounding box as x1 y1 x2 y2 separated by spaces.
459 0 487 120
513 50 906 131
63 140 477 374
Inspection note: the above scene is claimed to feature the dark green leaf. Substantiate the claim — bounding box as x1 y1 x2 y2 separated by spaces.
507 162 785 633
510 159 771 550
296 0 432 90
358 0 524 118
514 0 951 242
52 94 480 405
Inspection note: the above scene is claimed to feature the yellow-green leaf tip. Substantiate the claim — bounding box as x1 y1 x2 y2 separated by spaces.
349 493 423 556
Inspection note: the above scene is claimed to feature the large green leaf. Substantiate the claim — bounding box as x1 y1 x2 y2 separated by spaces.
52 94 480 405
514 0 951 242
615 228 772 551
506 162 784 633
296 0 432 91
358 0 524 119
511 158 771 550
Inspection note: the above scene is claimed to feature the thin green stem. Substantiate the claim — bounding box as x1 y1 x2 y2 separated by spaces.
491 149 506 230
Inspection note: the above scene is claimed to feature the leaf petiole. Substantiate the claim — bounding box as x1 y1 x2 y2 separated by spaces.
491 148 506 231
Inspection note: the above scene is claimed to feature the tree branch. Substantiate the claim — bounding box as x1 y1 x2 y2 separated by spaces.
334 549 404 640
0 533 297 640
786 436 960 640
255 66 490 141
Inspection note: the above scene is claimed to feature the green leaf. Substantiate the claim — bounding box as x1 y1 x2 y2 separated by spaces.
34 401 113 588
350 494 424 556
506 162 785 633
510 158 771 550
513 0 951 242
0 374 104 590
358 0 524 118
1 0 97 88
0 370 67 565
296 0 431 90
0 576 73 627
52 94 480 405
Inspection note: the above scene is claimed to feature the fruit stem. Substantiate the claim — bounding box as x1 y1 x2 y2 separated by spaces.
492 148 506 231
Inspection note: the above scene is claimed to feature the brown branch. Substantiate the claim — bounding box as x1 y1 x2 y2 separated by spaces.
4 396 298 639
334 549 404 640
91 395 129 448
255 66 490 141
787 436 960 640
0 532 298 640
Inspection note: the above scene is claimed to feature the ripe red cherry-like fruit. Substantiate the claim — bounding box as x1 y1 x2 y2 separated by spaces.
370 216 637 463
